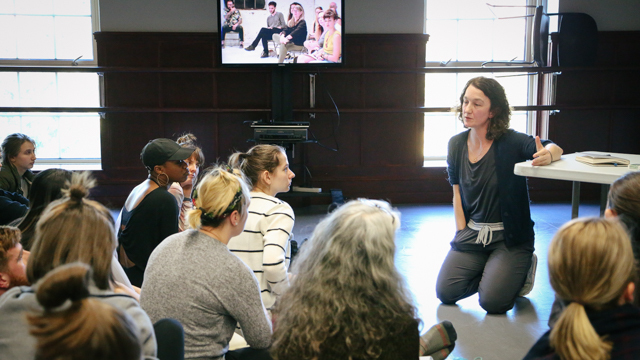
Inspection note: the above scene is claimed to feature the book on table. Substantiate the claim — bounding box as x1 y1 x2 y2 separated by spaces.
575 152 630 167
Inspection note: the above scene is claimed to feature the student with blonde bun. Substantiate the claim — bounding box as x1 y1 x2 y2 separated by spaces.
524 217 640 360
0 172 157 360
141 165 272 360
228 144 295 312
27 263 143 360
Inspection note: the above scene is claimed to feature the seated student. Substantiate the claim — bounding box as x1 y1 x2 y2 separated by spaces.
271 199 457 360
524 217 640 360
329 1 342 29
27 263 143 360
244 1 287 58
141 165 272 360
547 171 640 327
301 10 325 55
12 169 72 250
0 172 157 360
117 138 193 287
0 226 29 297
168 133 205 232
308 6 323 40
0 188 28 226
221 0 244 48
273 3 307 63
227 144 296 312
606 171 640 257
297 9 340 64
0 145 29 225
0 133 36 198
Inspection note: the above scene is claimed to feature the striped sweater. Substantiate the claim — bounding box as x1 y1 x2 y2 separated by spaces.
228 191 294 310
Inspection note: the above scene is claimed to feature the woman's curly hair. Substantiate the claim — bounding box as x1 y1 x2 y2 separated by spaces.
271 199 419 360
457 76 511 140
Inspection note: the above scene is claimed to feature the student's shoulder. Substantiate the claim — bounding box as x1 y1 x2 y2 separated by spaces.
146 187 179 203
0 286 38 310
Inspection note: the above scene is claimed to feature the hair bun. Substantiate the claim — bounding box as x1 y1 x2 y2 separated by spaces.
62 172 96 202
35 263 92 309
177 133 197 147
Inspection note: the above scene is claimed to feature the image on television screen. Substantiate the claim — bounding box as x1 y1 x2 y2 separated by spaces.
218 0 343 66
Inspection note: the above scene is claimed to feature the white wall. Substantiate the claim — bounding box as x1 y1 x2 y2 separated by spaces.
559 0 640 31
99 0 424 33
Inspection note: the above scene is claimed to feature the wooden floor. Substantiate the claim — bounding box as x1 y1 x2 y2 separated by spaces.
293 202 601 360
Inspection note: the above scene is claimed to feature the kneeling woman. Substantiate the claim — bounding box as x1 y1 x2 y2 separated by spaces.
141 166 272 360
436 77 563 314
524 217 640 359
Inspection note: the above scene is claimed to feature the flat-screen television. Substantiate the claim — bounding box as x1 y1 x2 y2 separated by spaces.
217 0 344 66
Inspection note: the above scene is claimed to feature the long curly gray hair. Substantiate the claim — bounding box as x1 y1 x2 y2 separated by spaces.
271 199 419 360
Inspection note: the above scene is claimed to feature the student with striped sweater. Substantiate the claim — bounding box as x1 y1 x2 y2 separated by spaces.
228 144 295 312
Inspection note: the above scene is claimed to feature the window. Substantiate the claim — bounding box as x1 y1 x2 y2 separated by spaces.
234 0 266 10
423 0 557 165
0 0 101 169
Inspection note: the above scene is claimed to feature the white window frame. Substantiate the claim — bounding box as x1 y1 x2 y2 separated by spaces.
0 0 102 169
423 0 547 164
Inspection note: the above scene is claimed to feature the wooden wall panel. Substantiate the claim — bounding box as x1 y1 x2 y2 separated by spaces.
161 73 215 107
360 113 421 166
93 31 637 207
306 114 362 167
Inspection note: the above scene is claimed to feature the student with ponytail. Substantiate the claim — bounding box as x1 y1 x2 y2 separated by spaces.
141 165 272 360
27 263 142 360
524 217 640 360
0 172 157 359
227 144 296 312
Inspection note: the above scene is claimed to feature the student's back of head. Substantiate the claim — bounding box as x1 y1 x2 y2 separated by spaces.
14 168 72 250
27 263 142 360
27 171 115 290
607 171 640 243
548 217 636 360
271 199 417 359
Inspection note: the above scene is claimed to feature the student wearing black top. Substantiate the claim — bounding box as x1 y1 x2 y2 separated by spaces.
117 138 194 287
272 3 307 63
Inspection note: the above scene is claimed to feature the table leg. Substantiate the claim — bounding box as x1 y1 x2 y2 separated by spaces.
600 184 610 217
571 181 581 219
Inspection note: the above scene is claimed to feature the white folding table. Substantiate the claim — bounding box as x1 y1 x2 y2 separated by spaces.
514 151 640 218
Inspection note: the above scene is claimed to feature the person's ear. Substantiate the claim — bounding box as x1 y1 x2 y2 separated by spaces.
0 272 10 290
229 210 240 226
604 208 618 219
261 170 272 186
623 282 635 304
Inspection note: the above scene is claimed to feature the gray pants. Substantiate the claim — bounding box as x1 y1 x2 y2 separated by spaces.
436 241 532 314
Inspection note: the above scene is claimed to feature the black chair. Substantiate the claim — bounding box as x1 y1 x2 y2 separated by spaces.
554 12 598 66
154 318 185 360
